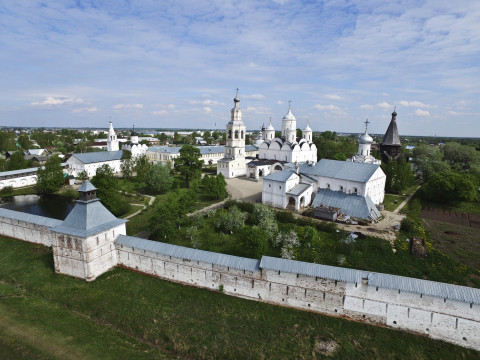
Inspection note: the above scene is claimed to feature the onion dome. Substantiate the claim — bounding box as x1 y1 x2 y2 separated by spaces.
303 121 312 131
234 88 240 103
283 108 296 121
359 131 373 144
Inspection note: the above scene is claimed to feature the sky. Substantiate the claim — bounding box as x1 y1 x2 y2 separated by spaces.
0 0 479 137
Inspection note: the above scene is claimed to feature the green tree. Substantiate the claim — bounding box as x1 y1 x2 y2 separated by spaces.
91 165 131 216
201 173 228 200
121 151 134 179
412 145 449 180
7 151 31 170
238 226 269 258
213 206 246 233
252 203 278 239
145 163 174 194
383 158 415 194
133 154 152 183
420 171 478 204
36 156 65 194
442 142 480 172
174 145 204 188
17 134 33 150
0 132 16 152
77 170 89 181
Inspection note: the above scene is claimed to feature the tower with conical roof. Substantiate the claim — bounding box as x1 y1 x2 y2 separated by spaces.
380 109 402 162
217 90 247 178
302 120 312 142
264 117 275 140
51 180 127 281
107 121 119 151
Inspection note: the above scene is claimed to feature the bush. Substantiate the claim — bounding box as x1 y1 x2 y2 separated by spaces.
275 211 295 223
0 186 13 195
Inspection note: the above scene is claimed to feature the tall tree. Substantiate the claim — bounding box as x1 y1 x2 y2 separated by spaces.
145 163 174 194
174 145 204 188
7 151 31 170
17 134 33 150
133 154 152 183
36 156 65 194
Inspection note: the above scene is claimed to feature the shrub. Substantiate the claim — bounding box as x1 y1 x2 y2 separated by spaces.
0 186 13 195
275 211 295 223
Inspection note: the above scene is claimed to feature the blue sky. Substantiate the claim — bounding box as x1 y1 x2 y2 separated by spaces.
1 0 479 137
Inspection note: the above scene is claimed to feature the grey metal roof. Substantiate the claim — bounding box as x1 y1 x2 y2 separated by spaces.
259 256 368 283
115 235 260 272
263 170 297 182
299 159 381 183
0 208 63 227
381 112 401 146
0 162 67 178
77 180 97 192
312 189 381 221
368 272 480 305
51 199 127 237
71 150 123 164
286 183 311 196
245 145 258 152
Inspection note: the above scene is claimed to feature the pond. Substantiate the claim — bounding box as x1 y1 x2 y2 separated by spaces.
0 194 75 220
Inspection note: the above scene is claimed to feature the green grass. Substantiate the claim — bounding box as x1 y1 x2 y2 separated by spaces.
423 219 480 271
0 236 478 359
383 193 407 212
0 186 37 198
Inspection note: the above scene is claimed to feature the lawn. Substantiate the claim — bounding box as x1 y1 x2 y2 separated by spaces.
0 236 478 359
383 193 407 212
423 218 480 271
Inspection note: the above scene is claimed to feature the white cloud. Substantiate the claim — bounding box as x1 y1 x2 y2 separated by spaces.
152 110 167 115
243 94 266 100
324 94 343 100
313 104 341 111
377 102 393 109
203 106 212 113
360 104 374 109
399 100 432 108
191 99 224 106
415 109 431 117
277 100 283 105
31 96 84 107
72 107 98 113
167 104 175 109
113 104 143 110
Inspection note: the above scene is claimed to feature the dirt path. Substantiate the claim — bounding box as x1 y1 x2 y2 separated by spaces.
393 186 421 214
0 305 87 360
123 195 155 220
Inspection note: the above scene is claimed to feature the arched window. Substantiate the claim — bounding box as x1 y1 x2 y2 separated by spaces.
228 130 232 139
235 130 239 139
241 130 244 139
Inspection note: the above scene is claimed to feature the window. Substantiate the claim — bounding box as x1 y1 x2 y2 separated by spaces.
228 130 232 139
235 130 239 139
241 130 244 139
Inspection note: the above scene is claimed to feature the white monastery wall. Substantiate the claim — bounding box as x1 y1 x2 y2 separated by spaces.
1 206 479 351
0 210 60 246
0 173 37 189
115 238 480 351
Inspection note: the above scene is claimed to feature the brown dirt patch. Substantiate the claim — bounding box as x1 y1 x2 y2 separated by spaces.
315 335 339 356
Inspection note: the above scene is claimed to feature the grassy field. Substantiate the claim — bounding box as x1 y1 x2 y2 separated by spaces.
1 236 479 359
383 193 407 212
423 219 480 271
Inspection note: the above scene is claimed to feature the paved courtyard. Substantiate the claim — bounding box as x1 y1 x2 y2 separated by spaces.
225 177 263 203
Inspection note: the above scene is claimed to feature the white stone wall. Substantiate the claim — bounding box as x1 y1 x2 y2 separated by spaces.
0 173 37 189
0 214 57 246
115 240 480 351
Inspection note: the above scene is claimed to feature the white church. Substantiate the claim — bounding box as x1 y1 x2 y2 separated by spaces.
122 125 148 158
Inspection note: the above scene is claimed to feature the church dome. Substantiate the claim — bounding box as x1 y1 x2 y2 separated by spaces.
283 108 296 121
359 131 373 144
266 122 275 131
303 123 312 131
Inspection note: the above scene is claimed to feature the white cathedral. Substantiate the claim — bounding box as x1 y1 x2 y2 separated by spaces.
216 91 386 221
122 125 148 158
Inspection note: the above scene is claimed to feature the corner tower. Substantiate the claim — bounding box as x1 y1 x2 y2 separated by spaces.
217 90 247 178
51 180 127 281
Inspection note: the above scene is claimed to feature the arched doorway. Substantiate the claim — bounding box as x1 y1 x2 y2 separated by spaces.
299 196 305 208
287 197 295 209
274 165 282 171
259 169 263 176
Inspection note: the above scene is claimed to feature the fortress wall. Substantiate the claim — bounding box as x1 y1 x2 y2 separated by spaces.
0 213 58 247
115 239 480 351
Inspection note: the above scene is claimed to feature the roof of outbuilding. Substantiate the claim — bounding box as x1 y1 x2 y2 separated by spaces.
115 235 260 272
70 150 123 164
286 183 311 196
299 159 381 183
263 169 297 182
311 189 381 221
